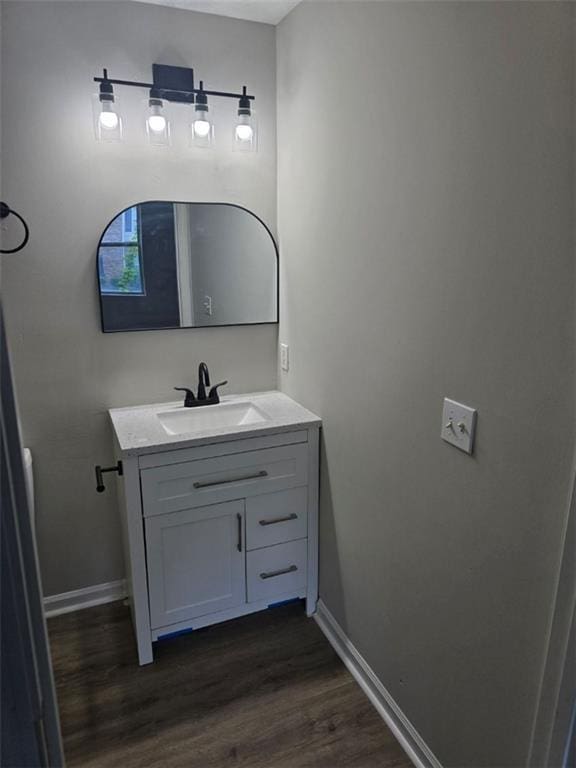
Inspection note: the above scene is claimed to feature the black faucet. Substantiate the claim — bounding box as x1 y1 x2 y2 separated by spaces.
175 362 228 408
197 362 210 401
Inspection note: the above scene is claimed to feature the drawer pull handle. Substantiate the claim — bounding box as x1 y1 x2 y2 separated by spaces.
193 470 268 489
259 513 298 527
260 565 298 580
237 513 242 553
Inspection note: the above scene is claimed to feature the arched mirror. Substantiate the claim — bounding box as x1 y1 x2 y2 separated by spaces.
97 202 278 332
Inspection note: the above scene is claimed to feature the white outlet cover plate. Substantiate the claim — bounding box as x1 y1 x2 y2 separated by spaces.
441 398 477 454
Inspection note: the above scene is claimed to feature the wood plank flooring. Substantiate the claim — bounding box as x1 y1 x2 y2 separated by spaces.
48 601 411 768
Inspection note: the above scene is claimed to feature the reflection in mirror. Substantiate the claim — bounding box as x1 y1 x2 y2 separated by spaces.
97 202 278 332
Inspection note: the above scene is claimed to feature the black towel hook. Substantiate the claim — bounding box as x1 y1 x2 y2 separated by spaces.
0 201 30 254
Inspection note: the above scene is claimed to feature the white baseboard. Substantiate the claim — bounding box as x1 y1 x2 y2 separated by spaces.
44 579 127 618
314 599 443 768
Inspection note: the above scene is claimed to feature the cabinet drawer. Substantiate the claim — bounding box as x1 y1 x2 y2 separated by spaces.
246 488 308 551
141 444 308 518
247 539 307 603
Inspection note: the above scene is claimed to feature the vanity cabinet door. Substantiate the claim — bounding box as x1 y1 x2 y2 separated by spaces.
145 499 246 629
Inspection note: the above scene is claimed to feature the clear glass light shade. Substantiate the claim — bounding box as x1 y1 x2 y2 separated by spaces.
146 99 170 146
93 94 123 142
233 112 257 152
191 107 214 148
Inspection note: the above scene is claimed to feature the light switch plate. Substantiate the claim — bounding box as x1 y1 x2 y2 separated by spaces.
280 343 289 372
441 398 477 454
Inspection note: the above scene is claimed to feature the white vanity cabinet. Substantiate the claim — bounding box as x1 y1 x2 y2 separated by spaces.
109 393 321 666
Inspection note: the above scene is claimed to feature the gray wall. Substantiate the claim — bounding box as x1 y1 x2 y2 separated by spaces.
0 1 278 596
277 2 575 766
188 205 277 325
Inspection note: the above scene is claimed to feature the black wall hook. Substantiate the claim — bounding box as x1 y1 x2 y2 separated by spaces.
0 202 30 254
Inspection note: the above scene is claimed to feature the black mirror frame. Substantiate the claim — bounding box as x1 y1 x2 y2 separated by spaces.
96 200 279 333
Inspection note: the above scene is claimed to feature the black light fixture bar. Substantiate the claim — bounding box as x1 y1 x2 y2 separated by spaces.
93 65 254 103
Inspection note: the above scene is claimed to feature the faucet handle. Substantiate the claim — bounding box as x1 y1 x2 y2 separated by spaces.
174 387 196 407
208 380 228 403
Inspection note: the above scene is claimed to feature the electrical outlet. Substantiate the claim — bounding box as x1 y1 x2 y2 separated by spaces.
441 398 477 454
280 343 289 372
203 295 212 316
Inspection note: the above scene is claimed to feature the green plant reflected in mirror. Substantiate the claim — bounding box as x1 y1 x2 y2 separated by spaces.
97 202 278 332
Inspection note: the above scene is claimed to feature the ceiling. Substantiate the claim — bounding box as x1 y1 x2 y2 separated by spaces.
133 0 301 25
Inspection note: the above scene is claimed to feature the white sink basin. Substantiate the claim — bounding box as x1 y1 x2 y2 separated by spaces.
157 401 270 435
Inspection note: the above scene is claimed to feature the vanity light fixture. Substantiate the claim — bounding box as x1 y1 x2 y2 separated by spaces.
92 63 256 151
93 70 123 141
191 82 214 148
234 86 257 152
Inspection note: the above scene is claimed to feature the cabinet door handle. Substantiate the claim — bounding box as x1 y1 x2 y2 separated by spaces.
193 470 268 489
259 565 297 580
259 513 298 527
237 513 242 552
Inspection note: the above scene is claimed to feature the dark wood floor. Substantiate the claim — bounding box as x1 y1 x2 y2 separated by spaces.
48 601 411 768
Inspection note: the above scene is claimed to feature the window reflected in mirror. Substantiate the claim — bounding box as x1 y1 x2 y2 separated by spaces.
99 207 144 295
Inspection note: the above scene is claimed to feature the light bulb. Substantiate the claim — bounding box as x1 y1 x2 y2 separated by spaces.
194 119 211 138
191 84 213 147
235 123 253 142
233 90 256 152
147 114 166 133
94 73 122 141
145 94 170 145
100 108 119 130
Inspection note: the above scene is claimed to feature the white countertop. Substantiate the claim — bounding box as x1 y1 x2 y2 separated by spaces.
109 390 322 456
